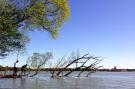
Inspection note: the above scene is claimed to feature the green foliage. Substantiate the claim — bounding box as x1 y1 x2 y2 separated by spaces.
27 52 53 69
0 0 70 58
0 0 70 38
0 32 29 58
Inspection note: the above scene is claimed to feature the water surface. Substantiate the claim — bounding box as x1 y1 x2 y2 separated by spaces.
0 72 135 89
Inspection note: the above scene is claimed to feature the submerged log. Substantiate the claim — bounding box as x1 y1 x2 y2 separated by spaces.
0 74 21 78
0 73 29 78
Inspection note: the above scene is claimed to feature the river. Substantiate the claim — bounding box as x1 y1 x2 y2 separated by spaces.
0 72 135 89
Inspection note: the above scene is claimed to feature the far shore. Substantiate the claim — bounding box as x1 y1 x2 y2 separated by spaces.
0 66 135 72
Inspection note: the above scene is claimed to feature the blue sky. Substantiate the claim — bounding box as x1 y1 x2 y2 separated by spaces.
1 0 135 68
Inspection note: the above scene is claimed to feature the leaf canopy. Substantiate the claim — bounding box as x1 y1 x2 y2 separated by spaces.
0 0 70 58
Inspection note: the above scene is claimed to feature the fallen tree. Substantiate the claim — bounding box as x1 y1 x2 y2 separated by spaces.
26 51 102 78
56 53 89 76
51 52 103 77
77 58 102 77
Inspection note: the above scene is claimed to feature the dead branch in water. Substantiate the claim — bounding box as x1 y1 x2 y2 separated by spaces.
77 58 102 77
64 56 92 76
56 54 89 76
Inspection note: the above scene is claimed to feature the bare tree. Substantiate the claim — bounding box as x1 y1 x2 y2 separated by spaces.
77 57 102 77
55 52 103 77
26 51 102 78
56 53 89 76
49 55 68 77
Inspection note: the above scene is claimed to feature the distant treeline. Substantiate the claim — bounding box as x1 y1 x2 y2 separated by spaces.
98 69 135 72
0 66 135 72
0 67 95 71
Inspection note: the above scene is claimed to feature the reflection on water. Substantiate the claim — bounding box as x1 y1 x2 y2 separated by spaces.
0 72 135 89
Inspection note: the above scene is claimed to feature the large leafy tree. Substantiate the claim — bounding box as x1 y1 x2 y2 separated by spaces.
0 0 70 58
0 32 29 58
